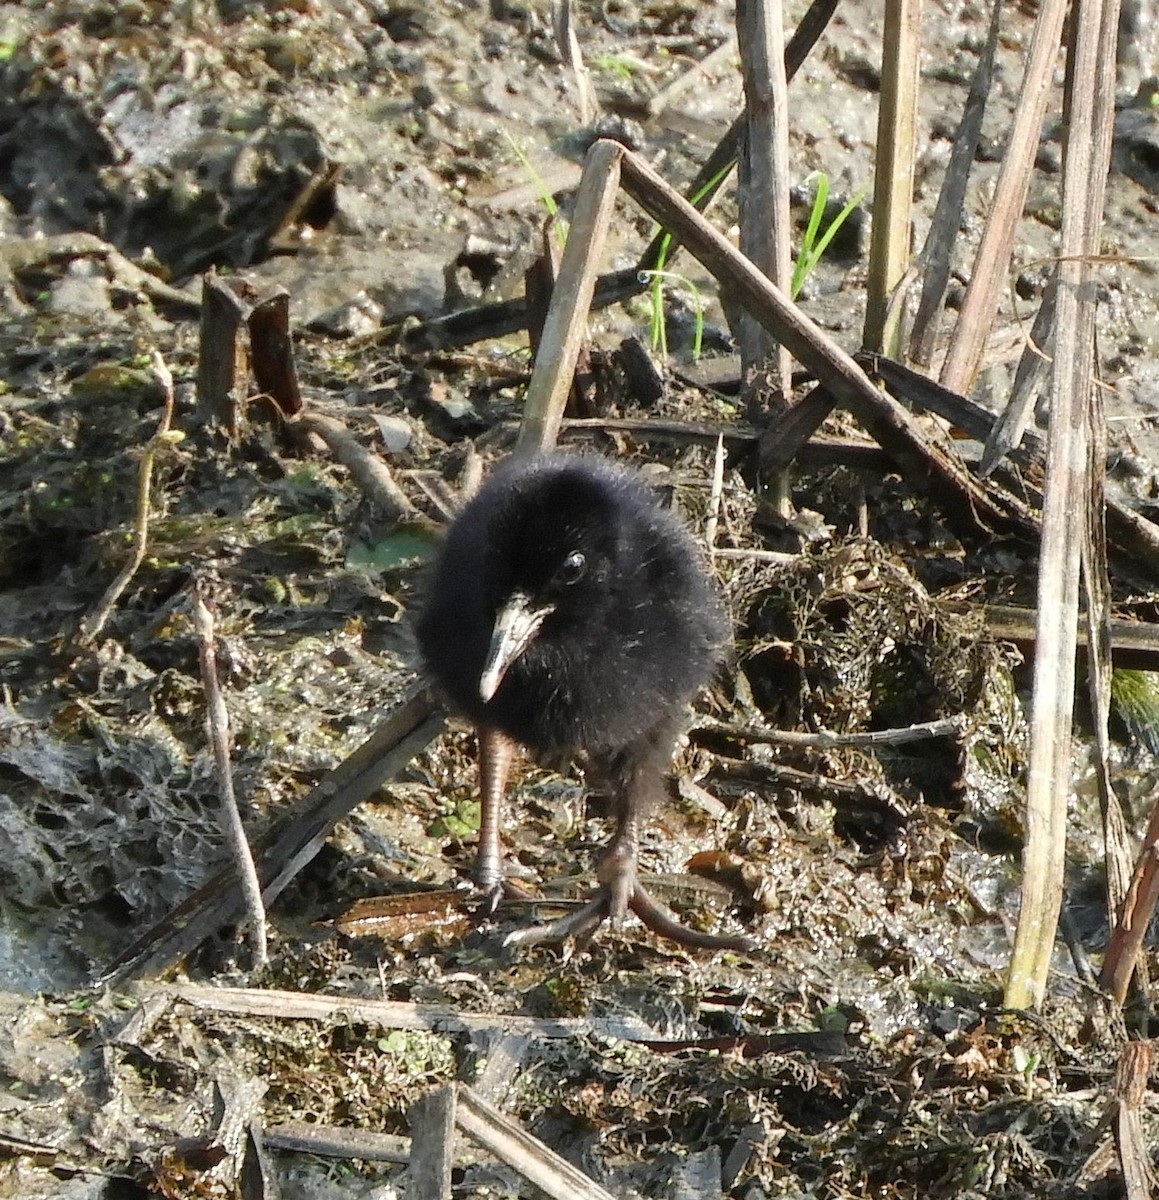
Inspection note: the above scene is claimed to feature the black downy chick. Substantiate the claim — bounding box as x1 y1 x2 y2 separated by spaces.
416 453 750 950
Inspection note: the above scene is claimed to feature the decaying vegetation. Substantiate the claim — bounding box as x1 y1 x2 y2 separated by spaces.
0 0 1158 1196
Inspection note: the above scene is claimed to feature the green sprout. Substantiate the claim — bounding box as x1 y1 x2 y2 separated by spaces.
791 173 865 299
503 131 567 250
593 53 642 81
637 268 705 361
643 162 733 361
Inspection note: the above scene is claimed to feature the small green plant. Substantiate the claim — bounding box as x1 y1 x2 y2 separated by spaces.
593 52 649 81
791 173 865 298
1109 667 1159 753
637 268 706 361
642 162 733 361
503 131 567 250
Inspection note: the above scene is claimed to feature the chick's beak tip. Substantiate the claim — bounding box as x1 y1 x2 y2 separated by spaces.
478 593 554 702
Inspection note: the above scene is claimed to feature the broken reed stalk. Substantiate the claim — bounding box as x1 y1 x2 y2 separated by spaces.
191 577 268 968
863 0 921 356
939 0 1069 393
248 286 303 417
515 138 622 456
79 350 179 643
908 0 1000 367
1004 0 1118 1011
735 0 793 400
1070 0 1138 1008
196 272 248 431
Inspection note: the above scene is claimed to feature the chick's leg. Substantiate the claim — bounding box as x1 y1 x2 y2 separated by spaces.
475 726 519 905
508 744 754 952
596 757 657 925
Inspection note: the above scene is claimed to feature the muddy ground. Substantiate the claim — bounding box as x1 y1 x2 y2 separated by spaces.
0 0 1158 1197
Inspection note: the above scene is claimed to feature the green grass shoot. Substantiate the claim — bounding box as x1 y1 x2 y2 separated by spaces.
643 162 733 361
791 173 866 298
503 131 567 250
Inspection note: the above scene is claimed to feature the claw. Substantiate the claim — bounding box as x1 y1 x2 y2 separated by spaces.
502 878 754 953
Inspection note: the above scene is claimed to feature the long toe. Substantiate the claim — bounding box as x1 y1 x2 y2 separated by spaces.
629 884 757 952
503 891 610 948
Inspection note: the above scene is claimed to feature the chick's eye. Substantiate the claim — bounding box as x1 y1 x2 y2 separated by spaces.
557 551 587 585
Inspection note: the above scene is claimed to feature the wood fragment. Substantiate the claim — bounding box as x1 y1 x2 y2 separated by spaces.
559 416 889 470
864 352 1159 583
161 982 660 1042
454 1084 620 1200
239 1120 277 1200
938 0 1069 392
263 1121 409 1163
516 139 623 456
407 1085 456 1200
248 287 303 417
966 603 1159 671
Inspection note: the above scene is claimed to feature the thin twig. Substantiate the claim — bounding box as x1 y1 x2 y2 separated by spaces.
698 715 964 749
288 410 418 523
79 350 179 643
100 686 445 983
191 577 268 968
705 433 726 555
553 0 596 123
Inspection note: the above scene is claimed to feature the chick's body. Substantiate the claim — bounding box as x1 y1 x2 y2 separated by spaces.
416 454 726 761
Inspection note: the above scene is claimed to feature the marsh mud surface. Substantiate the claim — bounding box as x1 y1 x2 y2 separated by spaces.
0 1 1158 1197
